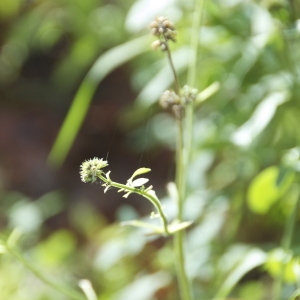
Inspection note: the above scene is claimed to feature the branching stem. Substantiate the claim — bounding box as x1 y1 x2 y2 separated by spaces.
98 174 170 235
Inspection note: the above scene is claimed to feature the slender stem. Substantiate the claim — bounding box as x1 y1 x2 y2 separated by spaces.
98 174 170 235
5 243 85 300
175 230 191 300
176 119 185 219
174 117 193 300
187 0 204 88
185 0 204 181
274 185 300 300
170 2 204 299
163 34 180 94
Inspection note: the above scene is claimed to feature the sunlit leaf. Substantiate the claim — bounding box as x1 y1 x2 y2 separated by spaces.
247 166 294 214
131 168 151 179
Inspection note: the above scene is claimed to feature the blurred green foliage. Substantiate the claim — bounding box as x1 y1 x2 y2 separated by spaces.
1 0 300 299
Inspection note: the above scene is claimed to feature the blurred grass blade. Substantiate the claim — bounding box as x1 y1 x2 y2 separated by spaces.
213 248 267 300
47 35 149 167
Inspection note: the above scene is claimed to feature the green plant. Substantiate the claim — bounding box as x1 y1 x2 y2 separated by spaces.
2 1 300 299
79 12 210 300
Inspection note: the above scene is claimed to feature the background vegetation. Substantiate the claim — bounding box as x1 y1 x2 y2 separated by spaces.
0 0 300 299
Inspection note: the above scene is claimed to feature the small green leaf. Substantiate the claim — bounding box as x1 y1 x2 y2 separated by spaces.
131 168 151 180
247 166 294 214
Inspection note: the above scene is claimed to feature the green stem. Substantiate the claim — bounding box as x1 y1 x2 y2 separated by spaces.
163 34 180 94
274 185 300 300
5 243 85 300
172 2 204 299
185 0 204 179
174 117 193 300
98 174 170 235
187 0 204 88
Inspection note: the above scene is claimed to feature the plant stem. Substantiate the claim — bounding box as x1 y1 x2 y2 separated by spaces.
174 116 193 300
171 2 204 298
163 34 180 94
98 174 170 235
187 0 204 88
5 243 85 300
185 0 204 194
274 184 300 300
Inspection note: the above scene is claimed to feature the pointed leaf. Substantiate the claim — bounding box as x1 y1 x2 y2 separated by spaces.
131 178 149 187
131 168 151 180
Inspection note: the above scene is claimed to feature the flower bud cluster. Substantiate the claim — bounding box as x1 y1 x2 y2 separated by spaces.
80 157 108 183
149 16 176 40
180 85 198 104
159 89 183 120
159 89 180 109
159 85 199 119
149 16 176 51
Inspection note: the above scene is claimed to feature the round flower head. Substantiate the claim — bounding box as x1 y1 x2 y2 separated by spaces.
149 16 176 42
180 85 198 105
80 157 108 183
159 89 180 109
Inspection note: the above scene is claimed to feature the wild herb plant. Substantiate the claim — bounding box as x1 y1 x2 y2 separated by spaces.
79 10 300 300
79 11 207 300
2 2 300 300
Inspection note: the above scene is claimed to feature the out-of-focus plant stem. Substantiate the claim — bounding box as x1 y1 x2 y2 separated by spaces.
173 1 204 299
274 184 300 300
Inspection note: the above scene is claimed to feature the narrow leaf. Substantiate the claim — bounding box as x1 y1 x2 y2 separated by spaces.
47 35 149 167
131 168 151 179
131 178 149 187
